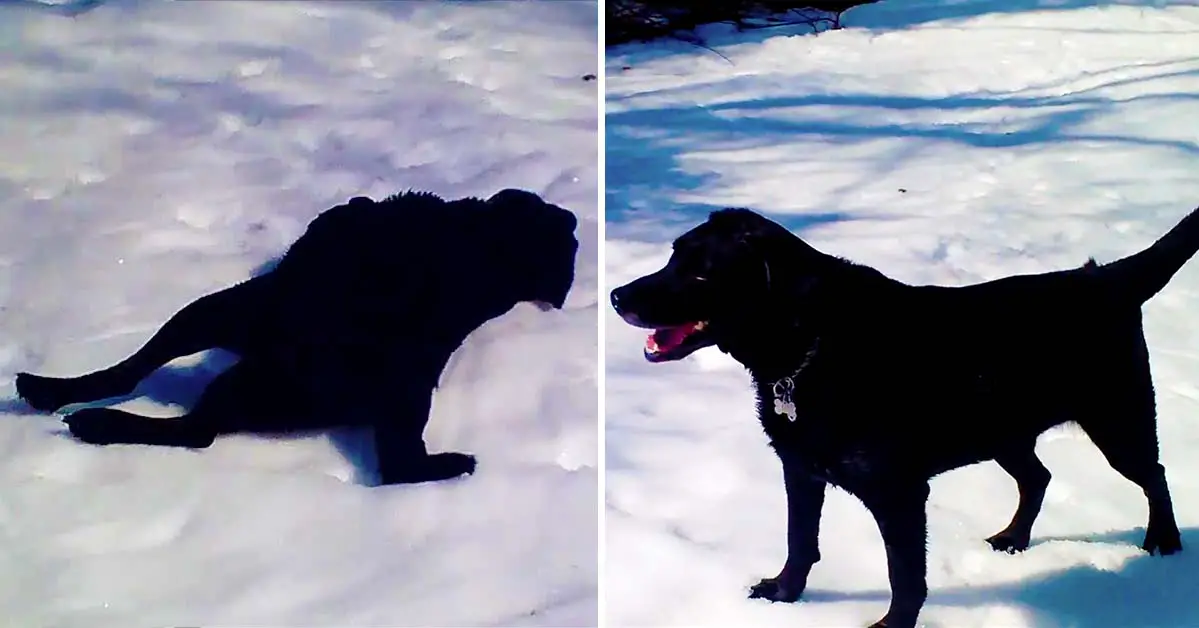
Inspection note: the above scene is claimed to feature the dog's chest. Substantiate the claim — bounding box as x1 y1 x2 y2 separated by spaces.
755 366 903 488
766 429 865 488
762 346 1008 418
758 398 856 486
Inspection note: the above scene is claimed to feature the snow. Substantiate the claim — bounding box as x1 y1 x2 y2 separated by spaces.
0 1 598 626
605 2 1199 627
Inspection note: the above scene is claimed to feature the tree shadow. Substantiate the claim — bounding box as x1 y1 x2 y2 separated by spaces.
605 61 1199 242
796 527 1199 627
610 87 1199 156
605 105 872 243
845 0 1194 33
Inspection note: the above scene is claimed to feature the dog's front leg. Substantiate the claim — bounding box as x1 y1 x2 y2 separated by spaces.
749 451 826 603
373 387 476 486
862 482 930 628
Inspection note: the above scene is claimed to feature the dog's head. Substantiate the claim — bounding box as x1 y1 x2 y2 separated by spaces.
482 188 579 311
610 208 830 363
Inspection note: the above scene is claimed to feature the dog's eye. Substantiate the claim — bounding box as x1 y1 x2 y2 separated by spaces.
693 275 708 282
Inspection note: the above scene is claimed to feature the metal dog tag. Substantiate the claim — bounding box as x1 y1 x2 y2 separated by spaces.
772 377 799 422
773 397 798 422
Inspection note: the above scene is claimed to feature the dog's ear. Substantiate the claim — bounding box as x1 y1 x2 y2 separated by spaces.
714 207 824 263
548 204 579 233
486 188 543 208
486 189 578 234
707 208 826 300
707 208 771 248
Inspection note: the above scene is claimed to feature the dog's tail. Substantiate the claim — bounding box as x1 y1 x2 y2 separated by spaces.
1100 205 1199 305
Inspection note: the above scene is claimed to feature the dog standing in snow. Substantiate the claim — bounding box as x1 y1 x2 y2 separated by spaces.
610 205 1194 628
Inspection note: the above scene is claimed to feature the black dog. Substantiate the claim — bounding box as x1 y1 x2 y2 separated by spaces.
610 206 1198 628
16 189 578 486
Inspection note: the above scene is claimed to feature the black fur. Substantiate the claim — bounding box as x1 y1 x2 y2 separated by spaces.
610 205 1199 628
16 189 579 486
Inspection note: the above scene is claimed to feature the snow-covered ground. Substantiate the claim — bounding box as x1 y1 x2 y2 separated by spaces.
605 2 1199 627
0 1 598 626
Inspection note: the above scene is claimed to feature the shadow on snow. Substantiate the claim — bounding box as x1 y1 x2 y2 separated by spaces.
605 61 1199 240
798 527 1199 628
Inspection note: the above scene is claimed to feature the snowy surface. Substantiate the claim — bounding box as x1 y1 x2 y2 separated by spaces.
605 2 1199 627
0 1 598 626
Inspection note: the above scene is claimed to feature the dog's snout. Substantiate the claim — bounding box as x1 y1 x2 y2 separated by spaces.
610 286 626 313
611 284 651 328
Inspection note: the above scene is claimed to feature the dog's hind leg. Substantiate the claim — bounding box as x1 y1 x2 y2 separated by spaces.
60 357 290 448
1084 423 1181 555
985 440 1052 553
62 406 218 448
16 277 274 412
1078 334 1182 556
1081 407 1182 555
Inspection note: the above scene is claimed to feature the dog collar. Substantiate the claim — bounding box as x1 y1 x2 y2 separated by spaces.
771 337 820 422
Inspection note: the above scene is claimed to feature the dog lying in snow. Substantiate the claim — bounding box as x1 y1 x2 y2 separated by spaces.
16 189 579 486
610 205 1196 628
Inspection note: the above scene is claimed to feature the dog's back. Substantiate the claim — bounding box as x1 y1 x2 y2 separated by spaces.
908 206 1199 365
272 192 456 287
791 208 1199 473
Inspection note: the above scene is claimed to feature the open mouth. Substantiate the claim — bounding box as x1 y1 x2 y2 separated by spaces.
644 320 714 363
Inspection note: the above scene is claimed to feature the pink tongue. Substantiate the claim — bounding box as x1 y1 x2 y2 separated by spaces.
647 322 699 352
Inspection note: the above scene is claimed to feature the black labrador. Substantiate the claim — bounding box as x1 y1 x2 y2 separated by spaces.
610 206 1197 628
16 189 579 486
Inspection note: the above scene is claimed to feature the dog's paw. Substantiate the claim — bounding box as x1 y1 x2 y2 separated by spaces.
866 611 919 628
985 530 1030 554
1143 525 1183 556
15 372 72 412
16 371 131 413
748 576 803 603
379 452 477 486
430 451 477 478
62 408 124 445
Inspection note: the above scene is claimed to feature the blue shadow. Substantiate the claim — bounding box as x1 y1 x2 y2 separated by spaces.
796 526 1199 628
605 61 1199 244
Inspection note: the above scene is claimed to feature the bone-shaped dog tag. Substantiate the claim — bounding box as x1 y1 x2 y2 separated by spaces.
773 397 798 422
